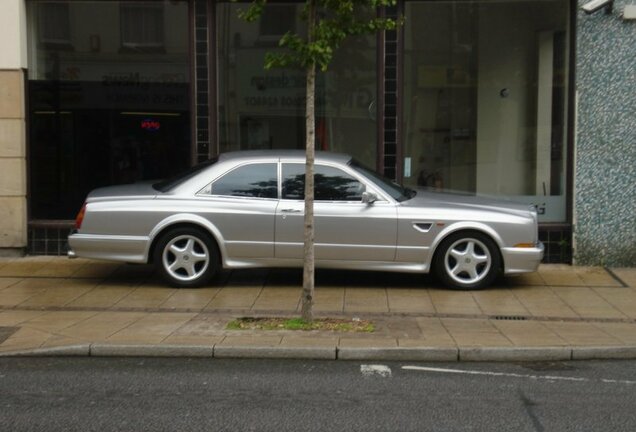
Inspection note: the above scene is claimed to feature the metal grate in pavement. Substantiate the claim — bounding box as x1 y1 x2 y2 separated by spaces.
491 315 528 321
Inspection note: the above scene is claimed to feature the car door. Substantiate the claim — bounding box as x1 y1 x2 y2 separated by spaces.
275 162 397 262
197 162 278 259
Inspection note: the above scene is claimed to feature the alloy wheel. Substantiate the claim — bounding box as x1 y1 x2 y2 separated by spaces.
443 237 492 286
161 234 210 282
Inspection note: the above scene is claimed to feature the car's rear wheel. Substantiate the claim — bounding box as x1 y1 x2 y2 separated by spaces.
154 227 218 288
434 231 501 290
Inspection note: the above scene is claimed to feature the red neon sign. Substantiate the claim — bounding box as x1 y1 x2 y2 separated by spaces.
141 119 161 131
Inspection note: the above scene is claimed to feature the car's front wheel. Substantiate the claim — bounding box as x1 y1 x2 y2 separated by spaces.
153 227 219 287
434 231 501 290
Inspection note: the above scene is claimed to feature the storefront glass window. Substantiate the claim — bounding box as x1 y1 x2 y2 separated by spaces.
403 0 570 222
27 0 191 220
217 2 378 168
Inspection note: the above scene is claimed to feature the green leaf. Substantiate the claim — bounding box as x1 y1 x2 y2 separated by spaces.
235 0 403 71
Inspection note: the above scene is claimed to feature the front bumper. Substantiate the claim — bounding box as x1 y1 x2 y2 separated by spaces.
501 242 545 274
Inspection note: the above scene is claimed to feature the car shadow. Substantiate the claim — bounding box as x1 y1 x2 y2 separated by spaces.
108 263 540 291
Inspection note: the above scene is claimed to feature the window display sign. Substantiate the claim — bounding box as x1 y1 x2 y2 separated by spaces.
498 196 566 222
141 119 161 132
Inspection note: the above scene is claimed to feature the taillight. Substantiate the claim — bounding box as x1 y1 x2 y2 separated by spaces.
75 203 87 230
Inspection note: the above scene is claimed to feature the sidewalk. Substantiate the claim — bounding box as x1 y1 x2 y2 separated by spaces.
1 257 635 361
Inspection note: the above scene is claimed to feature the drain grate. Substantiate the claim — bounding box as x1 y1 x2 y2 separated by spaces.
0 326 20 344
491 315 528 321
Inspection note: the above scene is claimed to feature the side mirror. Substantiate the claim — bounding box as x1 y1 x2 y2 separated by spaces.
361 191 377 204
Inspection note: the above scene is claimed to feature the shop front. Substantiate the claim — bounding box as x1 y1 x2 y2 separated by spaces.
22 0 574 262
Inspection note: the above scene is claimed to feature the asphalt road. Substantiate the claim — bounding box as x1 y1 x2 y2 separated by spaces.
1 358 635 431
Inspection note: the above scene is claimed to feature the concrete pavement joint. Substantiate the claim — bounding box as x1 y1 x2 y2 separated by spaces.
603 267 629 288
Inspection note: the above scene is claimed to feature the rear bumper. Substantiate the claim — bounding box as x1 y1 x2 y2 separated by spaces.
67 233 149 263
501 242 544 274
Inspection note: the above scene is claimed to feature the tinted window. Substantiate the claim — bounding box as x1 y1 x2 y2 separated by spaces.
282 164 365 201
212 163 278 198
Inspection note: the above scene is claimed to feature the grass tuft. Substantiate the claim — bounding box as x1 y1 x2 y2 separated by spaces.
226 317 375 333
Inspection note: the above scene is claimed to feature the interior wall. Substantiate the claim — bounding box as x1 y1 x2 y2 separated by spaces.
475 1 568 196
475 3 537 195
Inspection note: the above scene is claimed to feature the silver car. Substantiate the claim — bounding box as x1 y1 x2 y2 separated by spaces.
68 150 543 290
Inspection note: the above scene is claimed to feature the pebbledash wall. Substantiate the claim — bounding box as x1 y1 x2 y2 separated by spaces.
575 0 636 266
0 0 634 267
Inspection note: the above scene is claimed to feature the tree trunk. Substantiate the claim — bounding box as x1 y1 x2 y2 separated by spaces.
301 0 316 322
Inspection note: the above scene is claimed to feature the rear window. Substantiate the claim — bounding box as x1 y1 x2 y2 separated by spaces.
153 158 218 192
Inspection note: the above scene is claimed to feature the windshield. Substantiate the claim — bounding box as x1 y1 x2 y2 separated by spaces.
153 157 218 192
349 159 415 202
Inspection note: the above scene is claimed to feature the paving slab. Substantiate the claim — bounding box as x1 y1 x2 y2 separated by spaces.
0 257 635 361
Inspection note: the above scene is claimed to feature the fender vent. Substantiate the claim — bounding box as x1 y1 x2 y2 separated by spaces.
413 223 433 233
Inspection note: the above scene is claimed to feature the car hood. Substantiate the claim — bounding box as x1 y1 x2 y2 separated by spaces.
401 188 534 217
86 181 159 201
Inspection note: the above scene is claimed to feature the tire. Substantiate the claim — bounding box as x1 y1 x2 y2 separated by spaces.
433 231 501 290
153 227 219 288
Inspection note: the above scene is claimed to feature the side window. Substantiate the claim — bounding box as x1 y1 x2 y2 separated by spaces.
282 164 365 201
281 164 305 200
211 163 278 198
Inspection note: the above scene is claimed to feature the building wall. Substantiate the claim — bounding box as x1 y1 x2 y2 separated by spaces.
2 0 633 264
0 0 27 255
574 0 636 266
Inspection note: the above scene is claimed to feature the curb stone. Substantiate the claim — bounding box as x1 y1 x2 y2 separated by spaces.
0 344 91 357
572 346 636 360
90 344 214 357
1 344 636 361
459 347 572 362
337 347 458 361
213 346 336 360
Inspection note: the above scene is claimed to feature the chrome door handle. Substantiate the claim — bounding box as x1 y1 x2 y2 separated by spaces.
280 209 302 213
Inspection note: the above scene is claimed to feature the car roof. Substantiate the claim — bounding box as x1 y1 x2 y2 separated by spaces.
217 150 352 164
